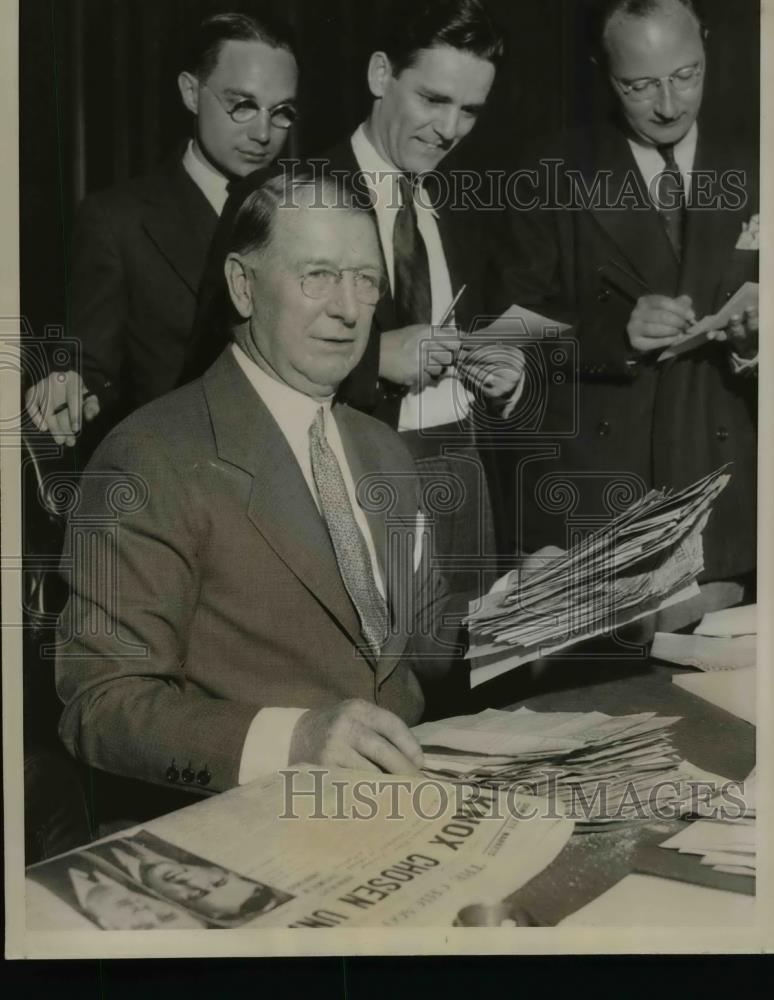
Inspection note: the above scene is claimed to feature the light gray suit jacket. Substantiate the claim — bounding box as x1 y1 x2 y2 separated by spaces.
56 349 439 793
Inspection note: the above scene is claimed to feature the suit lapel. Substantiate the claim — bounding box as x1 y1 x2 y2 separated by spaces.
680 127 754 310
584 123 681 294
203 351 368 656
141 158 218 296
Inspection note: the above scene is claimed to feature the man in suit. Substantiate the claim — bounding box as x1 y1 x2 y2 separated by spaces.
24 10 298 449
55 174 454 793
498 0 758 607
186 0 525 593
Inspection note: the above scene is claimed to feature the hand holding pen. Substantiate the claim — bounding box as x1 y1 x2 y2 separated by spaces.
24 370 102 447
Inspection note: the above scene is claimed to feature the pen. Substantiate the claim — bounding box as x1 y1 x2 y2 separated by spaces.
53 390 97 416
437 283 467 328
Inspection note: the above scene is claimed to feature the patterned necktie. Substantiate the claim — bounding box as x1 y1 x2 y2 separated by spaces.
655 143 686 259
392 174 432 327
309 408 389 655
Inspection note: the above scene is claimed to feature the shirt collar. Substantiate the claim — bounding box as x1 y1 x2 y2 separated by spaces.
627 121 698 163
231 342 332 435
350 124 438 216
182 140 230 216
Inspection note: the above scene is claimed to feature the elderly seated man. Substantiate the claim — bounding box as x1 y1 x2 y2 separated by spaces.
56 173 500 796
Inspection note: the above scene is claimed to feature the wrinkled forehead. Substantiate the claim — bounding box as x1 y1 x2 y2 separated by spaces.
604 8 704 77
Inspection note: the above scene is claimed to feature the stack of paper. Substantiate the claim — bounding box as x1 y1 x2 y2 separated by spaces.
413 708 716 829
466 467 730 686
653 602 757 671
660 772 756 878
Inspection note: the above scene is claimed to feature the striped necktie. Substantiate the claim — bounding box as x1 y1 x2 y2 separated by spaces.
655 143 686 259
309 408 389 655
393 173 432 327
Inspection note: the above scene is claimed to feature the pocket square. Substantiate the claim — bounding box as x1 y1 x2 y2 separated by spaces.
735 213 759 250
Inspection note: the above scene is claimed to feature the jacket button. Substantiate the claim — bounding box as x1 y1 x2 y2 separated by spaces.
716 426 729 441
196 768 211 787
165 762 179 783
181 763 195 783
597 420 611 437
597 288 611 302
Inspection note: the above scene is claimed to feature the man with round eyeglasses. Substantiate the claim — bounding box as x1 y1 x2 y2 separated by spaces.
56 173 465 794
499 0 758 619
25 11 299 452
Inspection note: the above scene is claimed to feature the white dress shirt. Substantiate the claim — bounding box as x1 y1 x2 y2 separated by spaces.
350 125 472 430
231 344 386 783
182 139 230 215
627 121 698 201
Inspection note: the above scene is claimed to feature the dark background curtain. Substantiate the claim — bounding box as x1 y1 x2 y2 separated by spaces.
19 0 760 344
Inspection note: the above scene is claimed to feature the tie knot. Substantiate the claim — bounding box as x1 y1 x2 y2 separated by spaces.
309 406 326 441
657 143 679 170
397 173 418 206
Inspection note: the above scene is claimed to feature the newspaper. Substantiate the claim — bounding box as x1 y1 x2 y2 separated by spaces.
27 767 573 930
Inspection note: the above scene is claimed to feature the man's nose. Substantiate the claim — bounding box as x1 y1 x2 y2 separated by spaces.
246 109 272 145
434 106 461 143
654 79 677 118
326 274 360 325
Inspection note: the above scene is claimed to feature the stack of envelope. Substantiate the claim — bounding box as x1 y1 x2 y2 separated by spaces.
466 467 730 686
414 708 717 829
659 771 756 878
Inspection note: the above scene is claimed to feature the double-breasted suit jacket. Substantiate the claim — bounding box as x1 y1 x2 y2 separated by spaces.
498 119 758 582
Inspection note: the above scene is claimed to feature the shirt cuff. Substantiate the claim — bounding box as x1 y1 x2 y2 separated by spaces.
730 351 758 375
238 707 309 785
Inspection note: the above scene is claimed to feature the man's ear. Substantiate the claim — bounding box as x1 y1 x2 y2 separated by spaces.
225 254 254 319
178 71 200 115
367 51 394 99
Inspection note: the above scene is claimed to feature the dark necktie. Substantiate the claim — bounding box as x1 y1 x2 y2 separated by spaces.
655 144 685 259
392 174 432 327
309 408 389 655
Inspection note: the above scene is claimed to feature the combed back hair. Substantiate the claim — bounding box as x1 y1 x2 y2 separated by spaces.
183 11 297 80
228 172 370 259
374 0 505 75
588 0 707 61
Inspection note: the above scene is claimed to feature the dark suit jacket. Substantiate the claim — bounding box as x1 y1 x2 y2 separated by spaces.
498 118 758 581
55 348 431 793
182 138 500 425
66 154 218 428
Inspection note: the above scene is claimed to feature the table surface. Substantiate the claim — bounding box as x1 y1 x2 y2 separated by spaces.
26 657 755 930
490 657 755 926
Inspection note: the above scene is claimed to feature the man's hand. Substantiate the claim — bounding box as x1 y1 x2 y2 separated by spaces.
627 294 695 353
288 699 424 774
707 305 759 359
489 545 565 595
25 371 100 446
457 343 525 402
379 325 461 389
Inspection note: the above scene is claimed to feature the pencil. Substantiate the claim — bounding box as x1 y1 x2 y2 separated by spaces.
437 284 467 328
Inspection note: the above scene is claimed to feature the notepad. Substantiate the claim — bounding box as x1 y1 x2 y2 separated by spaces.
658 282 758 361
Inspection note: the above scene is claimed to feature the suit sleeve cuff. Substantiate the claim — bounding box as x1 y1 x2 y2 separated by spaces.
238 707 309 785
